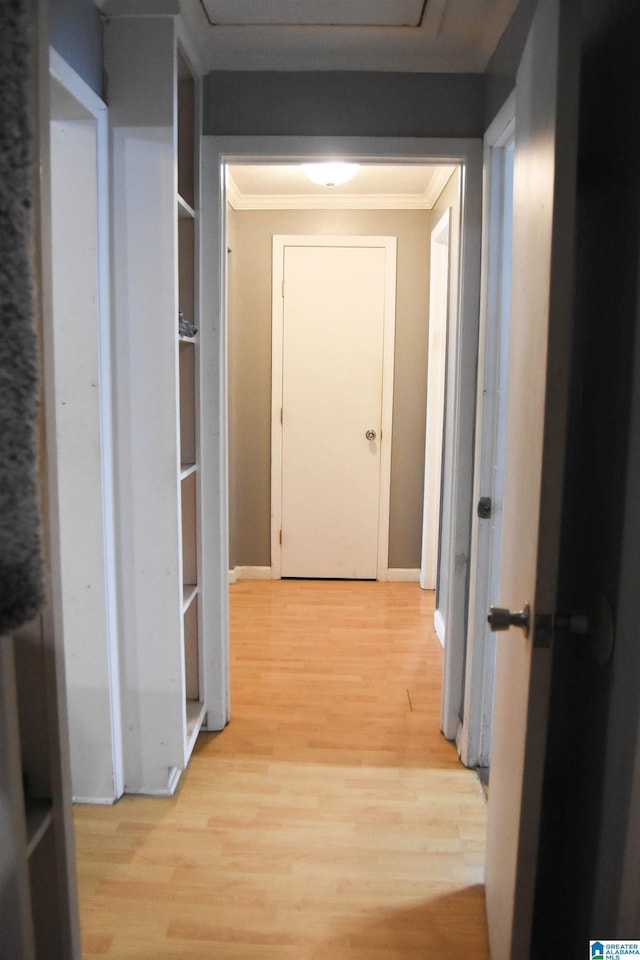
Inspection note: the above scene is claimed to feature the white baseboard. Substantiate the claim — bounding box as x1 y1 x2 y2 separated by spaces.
72 795 117 805
434 608 445 647
231 566 273 581
387 568 420 582
230 567 419 582
420 571 436 589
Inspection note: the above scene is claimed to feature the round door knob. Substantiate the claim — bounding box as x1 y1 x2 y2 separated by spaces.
487 603 530 636
365 429 377 441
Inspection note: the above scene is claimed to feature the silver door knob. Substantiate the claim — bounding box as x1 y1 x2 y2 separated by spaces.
487 603 530 636
365 429 377 441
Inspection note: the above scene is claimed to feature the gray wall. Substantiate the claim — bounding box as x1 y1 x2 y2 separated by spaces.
483 0 537 127
204 72 486 139
227 205 435 571
50 0 103 96
202 1 539 140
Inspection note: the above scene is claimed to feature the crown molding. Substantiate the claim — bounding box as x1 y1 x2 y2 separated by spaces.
422 165 456 207
226 166 456 211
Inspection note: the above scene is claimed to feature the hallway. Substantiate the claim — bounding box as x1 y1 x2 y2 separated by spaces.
74 580 489 958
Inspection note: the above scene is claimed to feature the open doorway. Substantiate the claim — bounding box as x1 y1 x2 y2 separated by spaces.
225 161 459 587
198 136 482 738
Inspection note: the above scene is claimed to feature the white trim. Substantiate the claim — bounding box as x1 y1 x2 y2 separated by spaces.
226 166 457 212
270 234 396 582
434 608 445 647
48 49 124 801
202 135 482 735
200 142 231 733
485 90 517 149
228 568 237 584
234 566 273 581
225 171 242 210
457 92 515 769
423 165 456 208
147 766 182 798
421 206 451 591
437 153 483 742
70 795 117 805
388 568 421 582
231 192 447 211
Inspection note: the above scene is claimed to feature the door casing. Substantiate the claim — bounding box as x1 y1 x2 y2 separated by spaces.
420 207 451 596
48 48 123 802
271 235 397 581
458 92 515 769
200 136 482 733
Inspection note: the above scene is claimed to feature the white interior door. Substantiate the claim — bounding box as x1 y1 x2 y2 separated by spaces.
420 208 450 594
484 0 580 957
272 237 396 580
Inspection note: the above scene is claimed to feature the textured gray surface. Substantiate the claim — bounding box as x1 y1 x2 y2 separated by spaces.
0 0 44 633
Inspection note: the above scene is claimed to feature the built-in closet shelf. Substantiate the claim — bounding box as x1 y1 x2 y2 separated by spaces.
24 800 53 858
106 17 206 796
177 194 195 219
182 583 198 613
185 700 206 757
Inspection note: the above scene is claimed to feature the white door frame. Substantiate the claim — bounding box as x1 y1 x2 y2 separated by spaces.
420 208 451 595
200 135 481 732
47 49 123 799
270 235 397 582
458 93 516 768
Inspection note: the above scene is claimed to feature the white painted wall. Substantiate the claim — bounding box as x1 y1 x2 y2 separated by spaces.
49 55 121 803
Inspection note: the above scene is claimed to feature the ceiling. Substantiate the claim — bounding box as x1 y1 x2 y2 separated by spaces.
173 0 520 72
227 163 457 210
201 0 429 28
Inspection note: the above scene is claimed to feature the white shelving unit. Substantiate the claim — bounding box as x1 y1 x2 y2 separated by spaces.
105 12 210 795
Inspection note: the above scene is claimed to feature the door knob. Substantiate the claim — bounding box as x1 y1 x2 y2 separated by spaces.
365 429 377 441
487 603 530 637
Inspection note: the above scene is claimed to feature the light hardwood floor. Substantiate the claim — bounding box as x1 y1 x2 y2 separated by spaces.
74 580 489 958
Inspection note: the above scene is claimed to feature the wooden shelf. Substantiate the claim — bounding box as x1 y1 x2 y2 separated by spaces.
182 583 198 612
177 194 195 219
185 700 206 758
25 800 53 859
181 471 198 586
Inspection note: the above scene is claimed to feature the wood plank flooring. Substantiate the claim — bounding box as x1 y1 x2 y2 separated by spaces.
74 580 489 958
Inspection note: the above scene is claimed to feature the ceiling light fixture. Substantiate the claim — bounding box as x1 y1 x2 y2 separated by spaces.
301 162 360 187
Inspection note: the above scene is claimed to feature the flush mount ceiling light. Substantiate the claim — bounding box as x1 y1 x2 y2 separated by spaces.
301 162 360 187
